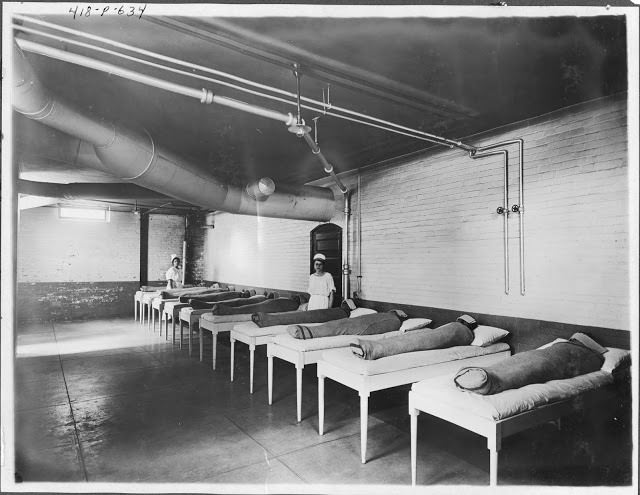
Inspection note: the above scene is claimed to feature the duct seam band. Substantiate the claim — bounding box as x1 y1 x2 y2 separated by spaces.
200 88 214 104
19 98 55 120
94 121 118 150
121 128 156 180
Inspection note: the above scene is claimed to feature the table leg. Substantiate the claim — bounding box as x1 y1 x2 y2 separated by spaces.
249 344 255 394
360 392 370 464
267 354 273 405
410 408 419 486
318 375 325 436
296 366 303 423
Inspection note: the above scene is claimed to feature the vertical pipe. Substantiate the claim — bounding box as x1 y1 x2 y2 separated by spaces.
182 214 187 285
470 150 509 295
357 173 362 297
517 140 525 295
343 190 351 301
475 139 525 295
502 151 509 296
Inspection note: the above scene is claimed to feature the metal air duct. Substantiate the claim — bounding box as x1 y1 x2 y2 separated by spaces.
12 43 335 222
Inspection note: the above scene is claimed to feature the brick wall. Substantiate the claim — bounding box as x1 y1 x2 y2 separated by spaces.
185 213 207 284
205 94 629 331
205 213 325 292
18 207 139 282
17 207 140 320
147 213 185 284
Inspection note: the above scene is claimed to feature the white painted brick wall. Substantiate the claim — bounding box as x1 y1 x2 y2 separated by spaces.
147 213 185 283
18 207 139 282
205 95 629 330
205 214 323 291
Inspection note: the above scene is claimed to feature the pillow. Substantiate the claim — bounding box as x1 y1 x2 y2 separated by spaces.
399 318 432 333
297 302 309 312
537 338 568 350
470 325 509 347
601 347 631 373
349 307 378 318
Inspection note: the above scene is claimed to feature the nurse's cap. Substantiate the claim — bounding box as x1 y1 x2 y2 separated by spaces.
313 253 326 262
170 254 180 262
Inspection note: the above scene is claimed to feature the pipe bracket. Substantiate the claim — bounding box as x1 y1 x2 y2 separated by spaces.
200 88 214 104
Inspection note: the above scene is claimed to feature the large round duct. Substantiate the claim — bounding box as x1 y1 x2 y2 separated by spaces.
12 43 335 222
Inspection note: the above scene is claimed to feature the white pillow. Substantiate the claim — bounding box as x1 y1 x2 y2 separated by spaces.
470 325 509 347
349 307 377 318
601 347 631 373
297 302 309 312
399 318 432 333
537 338 568 350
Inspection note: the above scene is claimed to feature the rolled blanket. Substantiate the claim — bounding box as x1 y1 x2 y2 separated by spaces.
189 295 266 310
179 290 243 304
210 297 300 316
252 307 349 327
288 311 402 339
350 322 474 360
453 335 605 395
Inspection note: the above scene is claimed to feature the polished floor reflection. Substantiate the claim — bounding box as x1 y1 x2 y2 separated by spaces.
13 318 632 487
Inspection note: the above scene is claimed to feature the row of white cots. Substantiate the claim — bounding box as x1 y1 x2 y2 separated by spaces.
132 285 629 486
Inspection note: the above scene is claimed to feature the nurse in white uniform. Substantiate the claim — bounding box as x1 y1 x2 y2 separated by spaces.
165 254 183 290
307 253 336 310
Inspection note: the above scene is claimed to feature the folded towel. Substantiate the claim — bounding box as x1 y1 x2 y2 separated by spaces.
350 321 474 360
453 339 605 395
252 307 349 327
210 297 300 316
287 311 402 339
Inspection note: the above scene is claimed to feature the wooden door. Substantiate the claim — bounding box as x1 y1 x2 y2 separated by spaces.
310 223 342 305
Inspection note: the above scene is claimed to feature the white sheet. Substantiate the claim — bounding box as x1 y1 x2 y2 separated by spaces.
411 370 614 421
200 312 253 324
321 343 510 376
271 330 404 352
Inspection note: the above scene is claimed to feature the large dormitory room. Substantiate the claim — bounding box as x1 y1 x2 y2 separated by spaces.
1 2 638 493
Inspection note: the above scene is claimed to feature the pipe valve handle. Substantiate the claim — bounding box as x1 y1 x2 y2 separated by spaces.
496 206 506 215
511 204 520 213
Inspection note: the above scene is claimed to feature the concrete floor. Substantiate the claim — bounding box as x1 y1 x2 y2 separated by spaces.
13 317 632 489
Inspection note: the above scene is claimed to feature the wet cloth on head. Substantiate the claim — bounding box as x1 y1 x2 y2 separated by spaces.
350 321 474 360
252 307 349 327
287 311 402 339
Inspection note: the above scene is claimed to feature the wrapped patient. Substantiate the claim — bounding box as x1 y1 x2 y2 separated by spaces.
204 296 301 316
287 309 407 339
189 294 265 309
252 307 349 327
453 332 607 395
350 314 477 360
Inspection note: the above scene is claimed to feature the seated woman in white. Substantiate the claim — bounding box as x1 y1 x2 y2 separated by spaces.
307 253 336 310
165 254 184 290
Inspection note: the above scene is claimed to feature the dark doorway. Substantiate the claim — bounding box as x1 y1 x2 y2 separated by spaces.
310 223 342 305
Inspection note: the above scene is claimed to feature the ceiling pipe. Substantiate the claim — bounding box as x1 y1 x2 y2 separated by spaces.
12 42 335 222
13 19 476 151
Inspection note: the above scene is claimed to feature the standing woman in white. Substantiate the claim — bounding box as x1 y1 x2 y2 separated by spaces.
307 253 336 310
165 254 183 290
